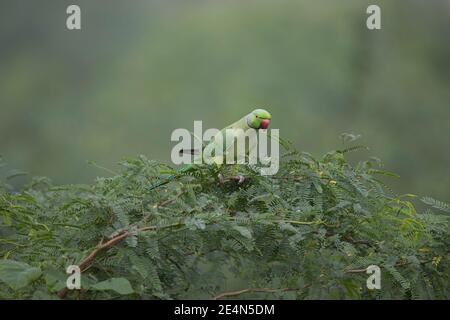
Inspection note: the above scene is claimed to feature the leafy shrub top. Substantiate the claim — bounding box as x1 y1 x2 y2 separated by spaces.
0 144 448 299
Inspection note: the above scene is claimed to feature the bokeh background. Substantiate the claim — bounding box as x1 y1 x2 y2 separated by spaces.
1 0 449 202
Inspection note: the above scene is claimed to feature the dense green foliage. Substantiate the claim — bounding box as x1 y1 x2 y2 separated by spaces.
0 142 448 299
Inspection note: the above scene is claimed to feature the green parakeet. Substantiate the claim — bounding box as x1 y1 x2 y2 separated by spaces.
148 108 272 191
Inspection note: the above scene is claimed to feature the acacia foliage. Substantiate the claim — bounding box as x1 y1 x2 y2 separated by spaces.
0 145 448 299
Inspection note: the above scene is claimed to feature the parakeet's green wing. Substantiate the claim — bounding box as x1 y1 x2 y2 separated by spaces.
203 116 254 164
147 109 270 191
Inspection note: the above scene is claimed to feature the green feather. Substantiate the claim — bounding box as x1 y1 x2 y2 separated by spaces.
147 109 271 191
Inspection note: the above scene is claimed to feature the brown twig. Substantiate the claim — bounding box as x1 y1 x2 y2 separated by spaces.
57 232 129 298
342 235 373 247
344 268 369 273
212 284 311 300
154 197 177 208
271 175 305 182
344 258 435 274
57 195 181 299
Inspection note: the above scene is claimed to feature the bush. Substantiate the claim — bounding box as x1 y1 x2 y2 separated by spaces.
0 145 448 299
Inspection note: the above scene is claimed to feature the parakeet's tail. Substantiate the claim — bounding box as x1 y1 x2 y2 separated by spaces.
147 164 196 192
147 174 177 191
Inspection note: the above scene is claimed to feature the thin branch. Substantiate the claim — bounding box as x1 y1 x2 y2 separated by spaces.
57 195 181 299
153 197 177 208
213 284 311 300
344 258 435 274
344 268 369 273
342 235 373 247
283 219 326 226
270 175 306 182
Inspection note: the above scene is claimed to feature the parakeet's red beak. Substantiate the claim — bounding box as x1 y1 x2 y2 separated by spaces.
260 119 270 129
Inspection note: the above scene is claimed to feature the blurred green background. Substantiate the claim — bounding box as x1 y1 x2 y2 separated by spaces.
1 0 449 201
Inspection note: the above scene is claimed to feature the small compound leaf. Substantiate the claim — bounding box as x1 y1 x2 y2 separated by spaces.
0 260 42 290
91 277 134 295
232 225 252 239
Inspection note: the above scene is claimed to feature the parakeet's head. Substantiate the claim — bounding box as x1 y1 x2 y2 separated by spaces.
247 109 272 129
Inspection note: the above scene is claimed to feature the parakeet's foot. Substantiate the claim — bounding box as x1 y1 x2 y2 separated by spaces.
218 174 246 185
236 175 245 184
